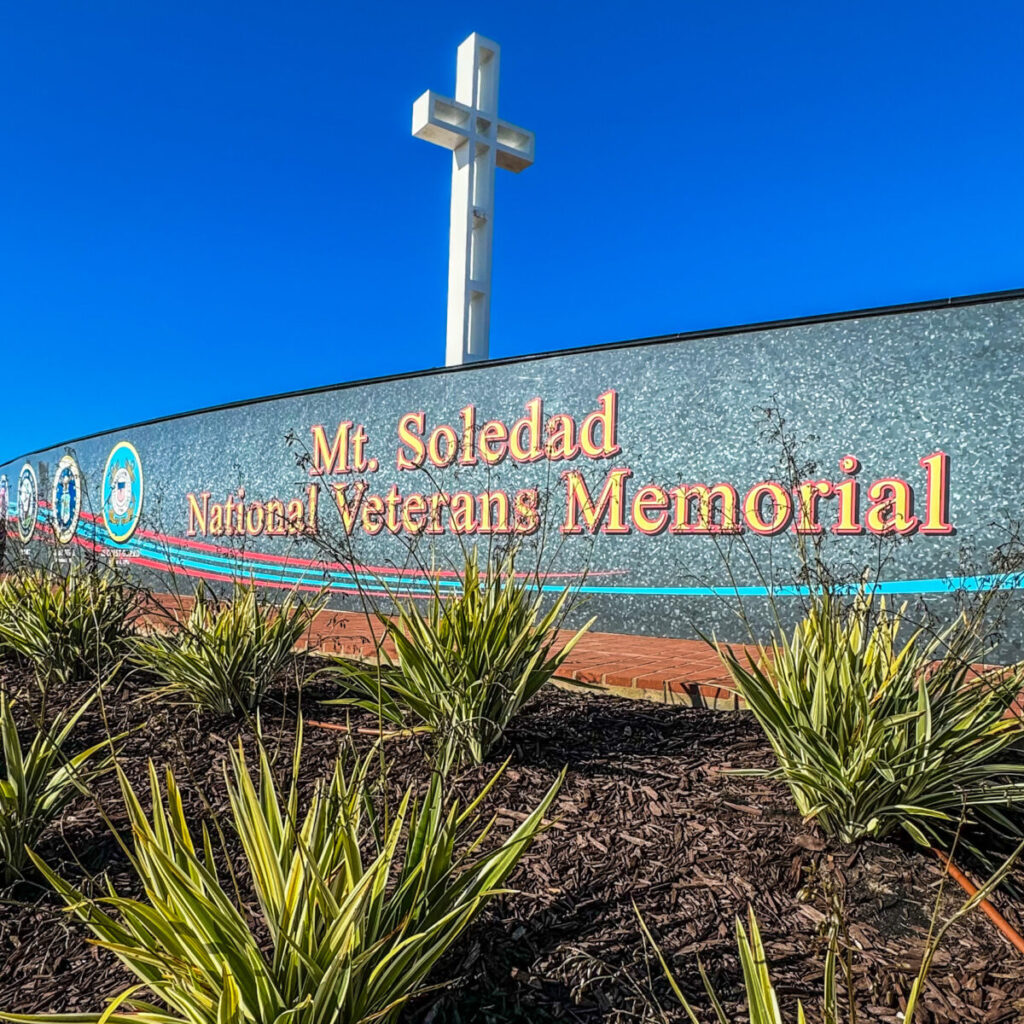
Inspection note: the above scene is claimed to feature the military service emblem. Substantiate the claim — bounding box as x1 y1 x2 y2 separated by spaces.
52 454 82 544
17 463 38 543
102 441 144 543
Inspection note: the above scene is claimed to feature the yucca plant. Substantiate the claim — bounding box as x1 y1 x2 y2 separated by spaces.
134 581 323 714
0 565 139 691
639 906 813 1023
0 690 113 883
636 841 1024 1023
331 548 593 772
716 590 1024 847
9 736 563 1024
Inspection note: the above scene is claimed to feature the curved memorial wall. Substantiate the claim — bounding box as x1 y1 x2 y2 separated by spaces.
3 289 1023 652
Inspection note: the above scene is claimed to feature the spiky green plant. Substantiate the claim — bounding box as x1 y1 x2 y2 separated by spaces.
134 582 323 714
0 565 139 691
638 906 812 1023
7 736 563 1024
330 548 593 772
636 841 1024 1023
0 690 112 883
716 591 1024 847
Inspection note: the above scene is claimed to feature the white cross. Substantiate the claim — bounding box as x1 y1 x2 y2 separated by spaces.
413 33 535 366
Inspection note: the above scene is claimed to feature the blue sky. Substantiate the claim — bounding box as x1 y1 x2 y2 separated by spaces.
2 0 1022 461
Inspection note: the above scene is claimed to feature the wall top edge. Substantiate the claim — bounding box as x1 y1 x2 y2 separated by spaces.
5 284 1024 466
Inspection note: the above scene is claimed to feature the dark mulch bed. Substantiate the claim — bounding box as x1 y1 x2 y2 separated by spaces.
2 658 1024 1023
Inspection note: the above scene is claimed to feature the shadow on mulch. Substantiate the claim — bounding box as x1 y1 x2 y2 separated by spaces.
1 658 1023 1023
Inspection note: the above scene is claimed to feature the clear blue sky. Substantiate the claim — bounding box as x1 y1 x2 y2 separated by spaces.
3 0 1022 461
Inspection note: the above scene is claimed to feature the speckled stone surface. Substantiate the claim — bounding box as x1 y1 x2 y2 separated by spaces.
3 293 1023 653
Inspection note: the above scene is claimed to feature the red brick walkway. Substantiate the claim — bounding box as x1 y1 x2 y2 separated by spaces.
143 598 1020 713
305 609 745 709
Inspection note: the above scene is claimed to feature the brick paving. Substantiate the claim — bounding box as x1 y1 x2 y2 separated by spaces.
304 608 748 709
145 597 1022 713
144 594 1024 713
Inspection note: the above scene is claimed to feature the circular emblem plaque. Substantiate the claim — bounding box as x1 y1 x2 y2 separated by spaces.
52 455 82 545
17 463 38 543
102 441 143 543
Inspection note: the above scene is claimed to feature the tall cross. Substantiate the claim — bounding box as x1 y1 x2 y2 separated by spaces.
413 33 535 366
